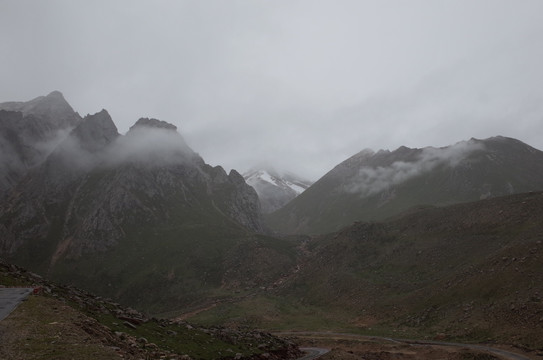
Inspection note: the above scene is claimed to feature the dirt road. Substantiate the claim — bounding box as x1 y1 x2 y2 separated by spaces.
278 331 536 360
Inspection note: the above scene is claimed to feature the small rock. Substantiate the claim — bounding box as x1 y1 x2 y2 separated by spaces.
117 315 143 325
123 321 137 330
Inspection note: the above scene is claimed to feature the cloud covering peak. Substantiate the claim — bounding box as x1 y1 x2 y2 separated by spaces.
46 109 198 172
1 1 543 179
345 140 485 196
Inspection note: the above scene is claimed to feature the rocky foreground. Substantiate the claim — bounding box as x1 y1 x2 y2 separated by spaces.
0 259 301 360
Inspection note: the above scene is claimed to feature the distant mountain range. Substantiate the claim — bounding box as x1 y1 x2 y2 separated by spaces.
243 168 312 213
2 91 543 350
266 136 543 234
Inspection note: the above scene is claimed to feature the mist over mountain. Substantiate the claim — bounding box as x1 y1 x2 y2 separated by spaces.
267 136 543 234
2 91 543 355
0 90 80 128
342 140 484 196
0 91 81 195
2 1 543 354
0 92 291 312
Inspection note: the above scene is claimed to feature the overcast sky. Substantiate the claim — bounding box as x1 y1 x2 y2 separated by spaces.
2 1 543 180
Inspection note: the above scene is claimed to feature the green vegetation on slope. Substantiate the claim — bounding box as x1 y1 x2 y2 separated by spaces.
194 192 543 351
4 161 298 315
0 261 301 360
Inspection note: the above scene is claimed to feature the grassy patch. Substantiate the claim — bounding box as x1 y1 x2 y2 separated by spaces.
189 295 360 332
0 296 119 360
94 312 260 359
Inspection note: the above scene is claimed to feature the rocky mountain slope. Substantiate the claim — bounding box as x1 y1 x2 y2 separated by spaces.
0 260 301 360
0 92 295 314
243 168 312 213
192 191 543 352
3 92 542 354
0 91 81 196
266 137 543 234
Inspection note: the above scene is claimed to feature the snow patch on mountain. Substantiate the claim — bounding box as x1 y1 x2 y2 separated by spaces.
246 170 309 196
243 168 312 213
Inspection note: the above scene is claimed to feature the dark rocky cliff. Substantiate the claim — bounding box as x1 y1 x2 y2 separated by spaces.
0 106 263 259
0 92 271 312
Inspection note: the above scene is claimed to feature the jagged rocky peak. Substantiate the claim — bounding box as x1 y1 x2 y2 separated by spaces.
71 109 119 152
129 117 177 132
0 92 83 195
120 117 197 165
228 169 247 185
0 90 80 128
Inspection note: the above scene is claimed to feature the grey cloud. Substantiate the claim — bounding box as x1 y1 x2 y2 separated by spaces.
104 127 197 167
50 115 198 172
52 135 102 171
33 128 73 159
346 140 485 196
1 1 543 180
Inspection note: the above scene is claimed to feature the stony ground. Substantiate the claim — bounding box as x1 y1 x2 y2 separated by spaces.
0 260 301 360
291 333 543 360
0 295 135 360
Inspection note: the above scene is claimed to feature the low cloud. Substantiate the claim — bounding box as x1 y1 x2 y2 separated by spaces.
104 127 196 167
34 128 74 159
0 125 75 189
47 120 198 174
346 140 484 197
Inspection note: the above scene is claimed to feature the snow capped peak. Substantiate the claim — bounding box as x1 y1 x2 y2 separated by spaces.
243 168 313 213
245 169 311 195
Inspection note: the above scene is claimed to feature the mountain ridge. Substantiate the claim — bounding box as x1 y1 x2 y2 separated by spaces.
0 92 287 313
2 91 543 353
0 91 81 195
266 136 543 234
0 91 80 128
